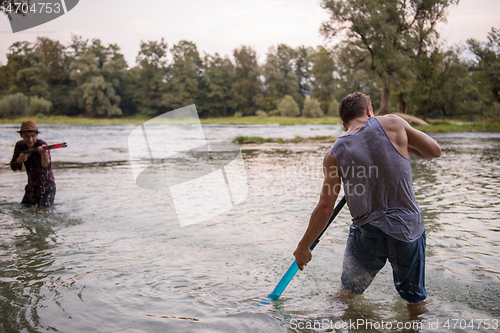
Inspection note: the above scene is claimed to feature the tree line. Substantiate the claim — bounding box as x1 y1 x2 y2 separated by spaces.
0 0 499 120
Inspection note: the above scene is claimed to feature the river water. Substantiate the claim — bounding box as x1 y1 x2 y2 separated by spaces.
0 123 499 332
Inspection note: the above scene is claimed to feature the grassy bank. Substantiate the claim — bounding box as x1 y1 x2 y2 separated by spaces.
0 115 342 125
200 116 341 125
0 115 147 125
414 119 500 132
1 115 499 132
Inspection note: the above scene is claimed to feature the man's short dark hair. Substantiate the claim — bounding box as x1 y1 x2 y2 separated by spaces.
339 92 372 124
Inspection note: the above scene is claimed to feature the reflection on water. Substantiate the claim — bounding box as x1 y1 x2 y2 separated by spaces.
0 125 499 332
0 207 81 332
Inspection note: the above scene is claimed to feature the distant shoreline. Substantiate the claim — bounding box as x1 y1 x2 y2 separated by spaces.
0 115 341 126
1 115 499 132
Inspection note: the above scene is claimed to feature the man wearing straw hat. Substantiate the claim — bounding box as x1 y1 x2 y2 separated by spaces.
10 121 56 208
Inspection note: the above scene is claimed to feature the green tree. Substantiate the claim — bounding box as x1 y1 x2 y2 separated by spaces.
321 0 459 114
197 53 237 117
162 40 202 112
134 38 169 116
327 97 339 116
309 46 336 113
1 41 48 98
230 46 263 115
69 38 126 117
411 49 447 119
295 46 314 100
116 70 140 116
335 48 384 111
467 27 500 118
1 38 77 115
33 37 73 115
410 47 485 119
262 44 302 111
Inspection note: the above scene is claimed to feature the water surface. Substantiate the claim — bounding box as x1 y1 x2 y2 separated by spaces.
0 124 499 332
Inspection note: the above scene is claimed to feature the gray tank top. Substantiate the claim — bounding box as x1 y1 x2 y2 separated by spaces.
331 117 423 243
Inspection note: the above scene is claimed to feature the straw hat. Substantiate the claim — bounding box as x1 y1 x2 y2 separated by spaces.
17 121 40 133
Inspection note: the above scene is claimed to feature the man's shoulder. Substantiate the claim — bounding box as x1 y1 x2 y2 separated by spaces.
323 147 337 167
376 114 408 133
376 114 406 125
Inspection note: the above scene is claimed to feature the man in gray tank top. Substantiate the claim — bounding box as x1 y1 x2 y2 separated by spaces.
293 92 441 311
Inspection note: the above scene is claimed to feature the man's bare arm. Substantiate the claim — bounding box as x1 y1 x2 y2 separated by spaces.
404 122 441 158
293 150 341 270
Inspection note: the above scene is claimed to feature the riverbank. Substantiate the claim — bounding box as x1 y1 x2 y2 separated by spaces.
232 135 337 144
1 115 499 132
0 115 341 125
414 119 500 132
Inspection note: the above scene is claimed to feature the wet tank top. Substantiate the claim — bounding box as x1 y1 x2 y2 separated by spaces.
331 117 423 243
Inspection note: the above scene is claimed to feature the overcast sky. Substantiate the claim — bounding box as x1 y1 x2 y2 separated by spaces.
0 0 499 67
